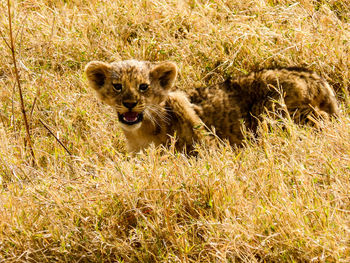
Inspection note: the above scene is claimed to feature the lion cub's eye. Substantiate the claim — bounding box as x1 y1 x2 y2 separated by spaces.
112 83 122 92
139 83 149 92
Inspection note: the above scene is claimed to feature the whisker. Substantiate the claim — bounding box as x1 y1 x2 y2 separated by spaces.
145 108 160 127
150 104 170 120
146 105 170 124
146 105 170 126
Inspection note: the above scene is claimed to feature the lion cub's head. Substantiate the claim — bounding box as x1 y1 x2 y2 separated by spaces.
85 60 177 130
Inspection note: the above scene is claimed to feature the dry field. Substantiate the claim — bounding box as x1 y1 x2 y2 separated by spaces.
1 0 350 262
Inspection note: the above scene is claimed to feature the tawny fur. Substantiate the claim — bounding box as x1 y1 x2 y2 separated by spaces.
190 67 339 145
85 61 338 153
85 60 204 153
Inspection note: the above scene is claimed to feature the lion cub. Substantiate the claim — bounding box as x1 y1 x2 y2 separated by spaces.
190 67 339 145
85 60 338 153
85 60 204 153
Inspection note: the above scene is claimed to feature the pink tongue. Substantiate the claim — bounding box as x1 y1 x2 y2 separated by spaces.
123 112 139 122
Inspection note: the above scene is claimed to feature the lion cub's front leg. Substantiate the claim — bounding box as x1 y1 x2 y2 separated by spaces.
165 91 208 152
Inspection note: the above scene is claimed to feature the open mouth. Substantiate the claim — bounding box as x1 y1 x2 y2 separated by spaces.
118 112 143 125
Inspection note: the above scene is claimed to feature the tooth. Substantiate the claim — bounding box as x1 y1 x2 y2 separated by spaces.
123 116 137 122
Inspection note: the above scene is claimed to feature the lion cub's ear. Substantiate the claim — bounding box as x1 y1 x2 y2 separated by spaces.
150 62 177 90
85 61 111 90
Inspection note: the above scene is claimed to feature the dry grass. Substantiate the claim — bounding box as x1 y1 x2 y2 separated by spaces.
1 0 350 262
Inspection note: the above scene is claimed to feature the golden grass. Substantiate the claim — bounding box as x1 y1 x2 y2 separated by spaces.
1 0 350 262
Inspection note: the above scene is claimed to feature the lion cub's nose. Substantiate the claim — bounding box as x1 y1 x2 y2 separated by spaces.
122 102 138 110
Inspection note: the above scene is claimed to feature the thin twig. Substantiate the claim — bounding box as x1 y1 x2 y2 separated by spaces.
7 0 36 163
39 119 72 156
30 96 38 119
0 28 11 50
11 81 16 130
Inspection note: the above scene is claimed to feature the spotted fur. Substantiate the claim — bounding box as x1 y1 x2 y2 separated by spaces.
85 60 338 152
190 67 339 144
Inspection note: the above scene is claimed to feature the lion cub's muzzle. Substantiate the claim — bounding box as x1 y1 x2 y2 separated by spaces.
118 101 144 126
